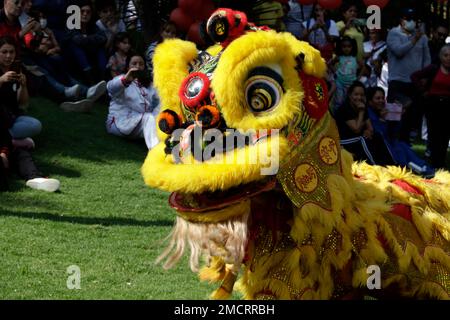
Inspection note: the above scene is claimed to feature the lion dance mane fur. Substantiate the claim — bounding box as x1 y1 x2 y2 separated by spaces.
141 9 450 299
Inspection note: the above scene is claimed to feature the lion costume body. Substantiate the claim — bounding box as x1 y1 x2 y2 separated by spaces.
141 9 450 299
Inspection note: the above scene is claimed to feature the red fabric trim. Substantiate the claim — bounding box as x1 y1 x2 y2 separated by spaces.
391 203 413 222
392 179 424 195
179 72 210 110
120 76 131 87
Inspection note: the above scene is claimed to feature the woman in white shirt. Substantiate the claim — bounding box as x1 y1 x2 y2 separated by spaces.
106 54 160 149
363 29 386 67
301 4 339 62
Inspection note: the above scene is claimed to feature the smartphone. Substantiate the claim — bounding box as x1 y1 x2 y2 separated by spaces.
131 70 147 80
353 19 367 27
384 103 403 122
415 20 426 33
10 60 22 74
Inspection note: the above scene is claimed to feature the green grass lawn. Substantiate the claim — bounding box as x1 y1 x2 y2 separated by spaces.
1 97 448 300
0 97 215 299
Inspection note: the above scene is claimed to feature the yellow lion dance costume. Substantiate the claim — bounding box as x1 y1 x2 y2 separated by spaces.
142 9 450 299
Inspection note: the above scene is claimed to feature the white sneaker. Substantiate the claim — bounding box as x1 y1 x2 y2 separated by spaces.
86 80 107 102
60 99 94 113
64 84 81 99
26 177 60 192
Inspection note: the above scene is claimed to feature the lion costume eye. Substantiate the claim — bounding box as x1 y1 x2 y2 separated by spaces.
245 67 284 114
179 72 211 109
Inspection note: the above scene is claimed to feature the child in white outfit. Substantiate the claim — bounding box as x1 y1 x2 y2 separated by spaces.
106 54 160 149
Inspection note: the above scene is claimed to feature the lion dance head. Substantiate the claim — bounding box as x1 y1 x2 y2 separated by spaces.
142 9 450 300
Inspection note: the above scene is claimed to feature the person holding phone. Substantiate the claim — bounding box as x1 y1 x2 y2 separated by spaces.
301 3 338 63
336 3 365 61
386 8 431 143
0 109 60 192
0 35 59 192
0 35 41 141
106 54 160 150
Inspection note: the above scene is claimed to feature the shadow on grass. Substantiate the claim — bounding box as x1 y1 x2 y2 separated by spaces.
0 209 173 227
39 162 82 178
28 97 150 164
3 163 81 192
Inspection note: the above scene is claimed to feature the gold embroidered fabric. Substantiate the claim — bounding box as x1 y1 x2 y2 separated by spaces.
278 113 342 210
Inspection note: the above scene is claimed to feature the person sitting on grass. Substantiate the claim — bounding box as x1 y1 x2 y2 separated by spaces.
0 100 60 193
367 86 434 177
95 0 126 54
335 81 396 166
65 0 108 86
0 35 41 142
106 54 160 150
22 30 106 112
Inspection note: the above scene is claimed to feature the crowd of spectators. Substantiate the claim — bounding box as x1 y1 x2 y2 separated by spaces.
1 0 449 193
283 0 449 177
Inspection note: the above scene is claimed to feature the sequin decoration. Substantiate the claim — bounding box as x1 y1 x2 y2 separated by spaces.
351 229 368 253
254 291 277 300
270 267 312 299
382 213 426 253
278 113 342 211
428 262 450 296
319 229 342 258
